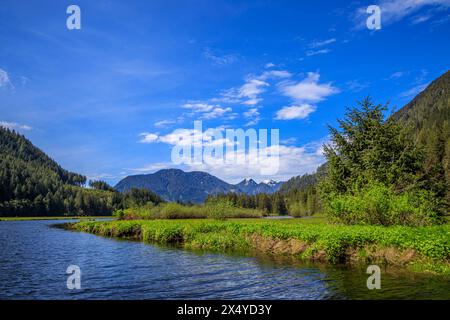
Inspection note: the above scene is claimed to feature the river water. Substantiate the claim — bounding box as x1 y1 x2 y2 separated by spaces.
0 220 448 299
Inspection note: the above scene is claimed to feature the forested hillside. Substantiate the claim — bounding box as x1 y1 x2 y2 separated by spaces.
0 127 163 216
393 70 450 204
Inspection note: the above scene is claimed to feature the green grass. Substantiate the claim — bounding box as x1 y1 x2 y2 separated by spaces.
68 216 450 274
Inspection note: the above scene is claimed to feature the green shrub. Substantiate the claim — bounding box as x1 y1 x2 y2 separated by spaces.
112 209 125 220
205 199 234 221
325 183 441 226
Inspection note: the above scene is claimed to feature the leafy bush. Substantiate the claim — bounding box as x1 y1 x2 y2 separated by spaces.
112 208 125 220
325 183 441 226
205 199 234 220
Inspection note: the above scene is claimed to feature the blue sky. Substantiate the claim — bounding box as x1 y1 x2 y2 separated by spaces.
1 0 449 184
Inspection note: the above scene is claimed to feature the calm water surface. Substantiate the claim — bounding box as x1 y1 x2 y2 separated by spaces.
0 220 448 299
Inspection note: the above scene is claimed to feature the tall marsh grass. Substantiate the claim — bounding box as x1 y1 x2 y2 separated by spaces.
113 201 263 220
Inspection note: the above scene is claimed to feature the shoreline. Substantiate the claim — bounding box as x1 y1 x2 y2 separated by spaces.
65 218 450 275
0 216 112 221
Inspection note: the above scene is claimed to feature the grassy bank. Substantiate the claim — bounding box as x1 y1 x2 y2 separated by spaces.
68 217 450 275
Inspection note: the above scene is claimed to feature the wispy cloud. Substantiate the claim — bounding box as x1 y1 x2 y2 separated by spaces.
216 70 292 106
139 132 159 143
243 108 260 126
346 79 371 92
308 38 336 48
387 71 405 79
305 49 331 56
130 162 175 174
0 68 14 89
154 120 176 128
182 102 234 120
275 104 316 120
353 0 450 29
203 47 238 66
411 14 433 24
0 121 32 131
399 82 429 98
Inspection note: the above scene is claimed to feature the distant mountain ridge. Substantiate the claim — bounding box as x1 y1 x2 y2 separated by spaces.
235 178 283 195
114 169 283 203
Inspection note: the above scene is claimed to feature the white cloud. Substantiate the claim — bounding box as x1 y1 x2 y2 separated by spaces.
238 78 269 105
258 70 292 80
139 132 159 143
411 14 433 24
346 80 371 92
280 72 339 103
136 126 327 183
0 121 32 131
243 108 260 126
275 104 316 120
399 83 429 98
265 62 275 68
305 49 331 56
202 107 233 119
182 102 234 120
139 127 234 148
184 141 326 183
0 69 13 88
203 47 237 66
214 70 291 106
388 71 404 79
130 162 175 174
353 0 450 28
182 103 214 113
154 120 176 128
308 38 336 48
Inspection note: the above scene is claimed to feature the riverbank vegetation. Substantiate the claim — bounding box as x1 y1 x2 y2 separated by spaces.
113 200 263 220
68 217 450 274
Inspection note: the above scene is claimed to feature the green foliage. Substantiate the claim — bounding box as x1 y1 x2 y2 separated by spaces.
205 199 234 220
112 209 125 220
320 97 442 225
325 183 441 226
89 180 115 192
393 70 450 205
117 201 262 220
121 188 164 208
322 97 423 194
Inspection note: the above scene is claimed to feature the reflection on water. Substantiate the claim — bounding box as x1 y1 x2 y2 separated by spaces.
0 220 448 300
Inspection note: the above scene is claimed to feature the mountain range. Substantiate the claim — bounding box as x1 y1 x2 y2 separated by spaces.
114 169 283 203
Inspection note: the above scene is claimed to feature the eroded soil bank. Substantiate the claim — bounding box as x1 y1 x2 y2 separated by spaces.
65 219 450 275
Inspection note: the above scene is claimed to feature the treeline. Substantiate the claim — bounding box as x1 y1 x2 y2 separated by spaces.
206 188 321 217
0 126 163 216
0 179 164 217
